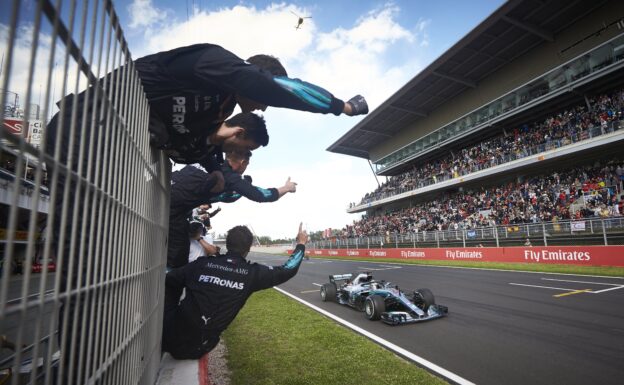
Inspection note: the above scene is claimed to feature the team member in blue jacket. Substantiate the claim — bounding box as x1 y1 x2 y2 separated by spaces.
210 150 297 204
168 151 296 269
162 223 308 359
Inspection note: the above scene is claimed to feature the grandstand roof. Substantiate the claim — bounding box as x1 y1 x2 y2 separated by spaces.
327 0 609 160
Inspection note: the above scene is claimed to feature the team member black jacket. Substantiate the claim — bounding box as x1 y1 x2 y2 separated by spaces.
168 165 281 268
135 43 347 169
162 244 306 359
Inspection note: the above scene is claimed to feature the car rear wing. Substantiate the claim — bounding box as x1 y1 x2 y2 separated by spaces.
329 273 353 283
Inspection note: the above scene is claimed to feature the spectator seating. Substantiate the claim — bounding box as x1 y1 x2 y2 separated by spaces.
342 158 624 238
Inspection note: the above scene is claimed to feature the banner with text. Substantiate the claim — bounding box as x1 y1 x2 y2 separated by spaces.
294 246 624 267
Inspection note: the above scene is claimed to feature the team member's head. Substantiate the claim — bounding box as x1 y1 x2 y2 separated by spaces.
212 113 268 154
248 54 287 77
225 150 252 174
189 221 204 241
236 55 287 113
226 225 254 258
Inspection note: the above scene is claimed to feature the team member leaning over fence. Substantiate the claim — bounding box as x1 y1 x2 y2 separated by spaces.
136 43 368 170
168 150 297 269
209 150 297 204
162 223 308 359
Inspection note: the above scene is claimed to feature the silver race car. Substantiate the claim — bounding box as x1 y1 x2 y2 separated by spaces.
320 272 448 325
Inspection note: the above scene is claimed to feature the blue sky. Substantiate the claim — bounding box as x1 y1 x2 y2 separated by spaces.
1 0 506 238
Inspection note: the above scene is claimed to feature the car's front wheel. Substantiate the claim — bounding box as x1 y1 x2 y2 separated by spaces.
320 283 336 302
413 288 435 312
364 295 385 320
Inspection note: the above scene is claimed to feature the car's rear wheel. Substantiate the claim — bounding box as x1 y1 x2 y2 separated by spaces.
364 295 385 320
320 283 336 302
413 288 435 312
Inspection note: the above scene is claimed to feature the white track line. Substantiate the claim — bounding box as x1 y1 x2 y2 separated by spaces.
312 283 322 287
591 285 624 294
274 287 476 385
541 278 624 294
541 278 622 286
509 283 577 291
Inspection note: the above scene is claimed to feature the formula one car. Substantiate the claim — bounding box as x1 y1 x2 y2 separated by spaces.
319 272 448 325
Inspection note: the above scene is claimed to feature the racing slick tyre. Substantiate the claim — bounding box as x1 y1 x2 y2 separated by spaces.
364 295 385 321
320 283 337 302
414 288 435 312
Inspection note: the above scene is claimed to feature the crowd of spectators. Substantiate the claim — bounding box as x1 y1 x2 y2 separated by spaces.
341 158 624 238
359 88 624 205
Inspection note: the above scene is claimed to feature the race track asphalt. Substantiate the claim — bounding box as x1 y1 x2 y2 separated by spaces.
247 252 624 385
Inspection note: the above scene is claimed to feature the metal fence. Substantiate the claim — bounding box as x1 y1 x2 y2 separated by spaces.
312 217 624 250
0 1 169 384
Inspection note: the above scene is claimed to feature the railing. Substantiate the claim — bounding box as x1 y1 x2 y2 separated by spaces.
357 120 623 207
313 217 624 249
0 2 169 385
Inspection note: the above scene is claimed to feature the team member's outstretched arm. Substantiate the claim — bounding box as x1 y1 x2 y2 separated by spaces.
249 223 308 292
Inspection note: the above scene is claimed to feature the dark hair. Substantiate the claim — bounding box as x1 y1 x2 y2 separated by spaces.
247 54 287 77
224 112 269 147
225 150 252 161
189 221 204 237
226 225 254 256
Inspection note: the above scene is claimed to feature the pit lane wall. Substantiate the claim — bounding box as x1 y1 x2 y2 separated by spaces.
292 246 624 267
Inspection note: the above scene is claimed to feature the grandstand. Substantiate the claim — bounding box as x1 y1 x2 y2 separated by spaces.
325 0 624 248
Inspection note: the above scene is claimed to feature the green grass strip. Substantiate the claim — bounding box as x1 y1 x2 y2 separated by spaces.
299 255 624 277
223 289 449 385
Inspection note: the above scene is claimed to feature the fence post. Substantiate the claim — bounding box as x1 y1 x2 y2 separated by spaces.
395 233 398 248
590 220 594 234
462 230 466 248
413 233 416 248
436 231 440 248
355 237 358 249
367 237 370 249
542 222 548 246
602 220 608 246
494 225 500 248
